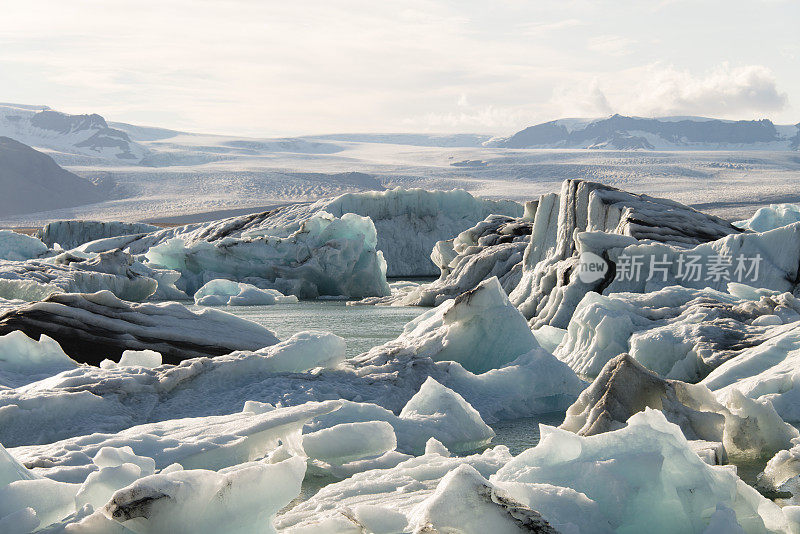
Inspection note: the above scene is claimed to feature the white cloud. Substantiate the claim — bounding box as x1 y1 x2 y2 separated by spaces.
620 63 788 117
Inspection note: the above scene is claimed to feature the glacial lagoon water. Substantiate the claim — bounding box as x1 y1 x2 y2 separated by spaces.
190 298 563 453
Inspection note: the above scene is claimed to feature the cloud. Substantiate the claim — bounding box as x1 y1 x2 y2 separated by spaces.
550 79 613 118
621 63 789 117
547 63 789 121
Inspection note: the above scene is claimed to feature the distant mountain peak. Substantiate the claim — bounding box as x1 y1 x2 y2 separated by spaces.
489 114 798 151
0 104 147 164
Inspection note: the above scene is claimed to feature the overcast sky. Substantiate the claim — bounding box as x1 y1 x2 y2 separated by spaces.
1 0 797 136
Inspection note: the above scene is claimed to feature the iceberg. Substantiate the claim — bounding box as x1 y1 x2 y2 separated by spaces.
701 322 800 423
0 230 49 261
193 279 298 306
10 400 341 480
145 211 391 298
555 285 800 381
0 291 279 366
560 354 798 459
492 409 790 533
509 179 744 328
275 444 513 533
0 331 78 388
361 276 540 375
0 249 168 303
407 463 558 534
36 221 160 250
399 214 531 307
735 204 800 233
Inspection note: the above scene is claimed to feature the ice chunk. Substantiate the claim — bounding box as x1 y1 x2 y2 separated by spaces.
36 220 160 250
555 285 800 381
11 401 342 479
194 279 298 306
398 377 495 452
701 323 800 423
0 230 49 261
117 350 162 369
407 464 558 534
399 214 531 306
75 462 145 510
0 291 279 365
275 445 513 532
735 203 800 232
145 211 391 298
103 456 306 534
0 331 78 388
303 421 396 465
366 276 539 374
305 379 494 455
493 409 789 533
560 354 798 459
0 249 161 303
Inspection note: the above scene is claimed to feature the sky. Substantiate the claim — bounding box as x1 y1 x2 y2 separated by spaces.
0 0 797 137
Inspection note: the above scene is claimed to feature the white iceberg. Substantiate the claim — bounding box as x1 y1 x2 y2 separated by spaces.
0 230 49 261
0 330 78 388
193 279 298 306
275 445 513 533
407 463 558 534
145 211 391 298
735 204 800 233
555 285 800 381
492 409 790 533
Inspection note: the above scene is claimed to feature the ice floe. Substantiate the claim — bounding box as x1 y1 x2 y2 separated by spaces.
193 279 298 306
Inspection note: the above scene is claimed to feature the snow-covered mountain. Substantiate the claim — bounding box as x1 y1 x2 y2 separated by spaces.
0 136 108 217
0 103 148 164
490 114 800 150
